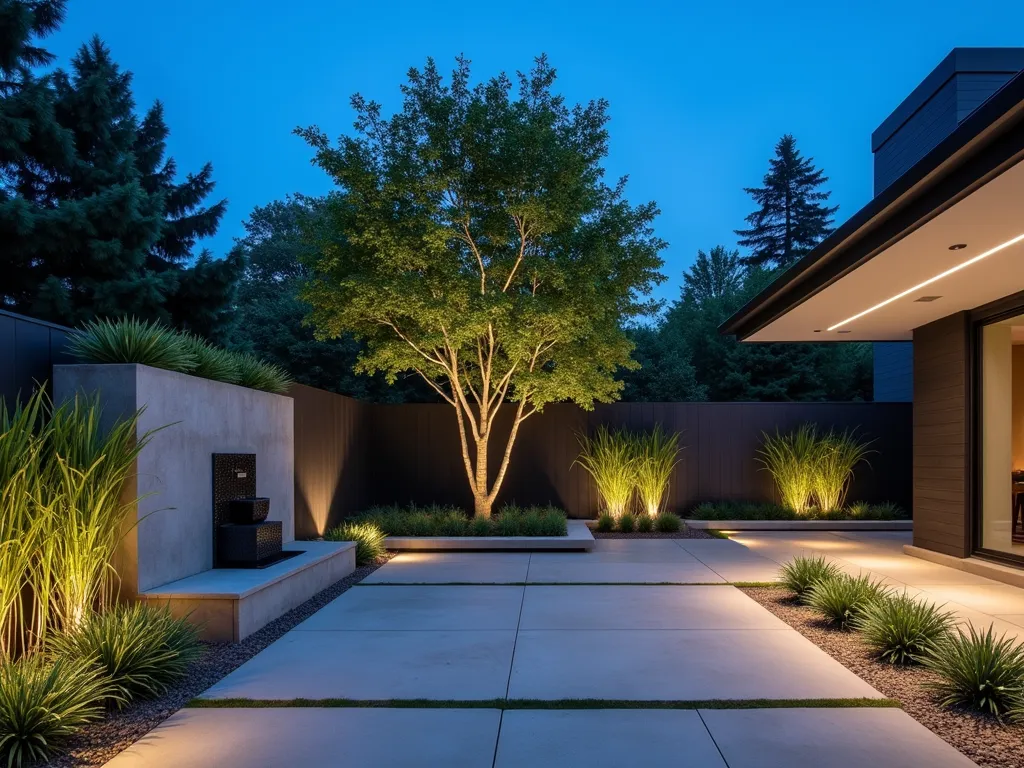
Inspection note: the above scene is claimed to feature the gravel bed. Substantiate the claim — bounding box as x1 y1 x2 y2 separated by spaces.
591 526 718 539
741 586 1024 768
46 555 394 768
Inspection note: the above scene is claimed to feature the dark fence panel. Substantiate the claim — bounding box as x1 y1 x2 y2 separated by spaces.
354 399 914 523
0 310 74 409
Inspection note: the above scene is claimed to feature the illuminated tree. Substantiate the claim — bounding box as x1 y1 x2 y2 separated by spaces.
298 56 665 517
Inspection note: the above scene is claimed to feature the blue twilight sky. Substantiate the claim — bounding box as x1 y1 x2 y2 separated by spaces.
49 0 1023 306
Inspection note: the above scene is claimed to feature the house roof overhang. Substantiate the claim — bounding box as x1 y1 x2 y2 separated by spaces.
720 71 1024 342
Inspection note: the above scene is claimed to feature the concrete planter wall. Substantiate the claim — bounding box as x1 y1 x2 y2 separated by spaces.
54 363 294 594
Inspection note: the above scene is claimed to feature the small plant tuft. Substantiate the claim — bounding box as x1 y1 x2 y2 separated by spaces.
49 603 201 706
806 573 889 629
617 511 636 533
324 521 387 564
182 333 241 382
595 511 615 532
778 556 842 601
0 655 110 767
232 353 293 394
852 592 955 665
920 624 1024 718
654 512 681 532
635 513 653 533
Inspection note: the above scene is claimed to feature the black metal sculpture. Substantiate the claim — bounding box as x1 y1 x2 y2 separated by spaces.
212 453 292 568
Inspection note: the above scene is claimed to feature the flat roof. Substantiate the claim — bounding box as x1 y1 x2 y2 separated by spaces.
721 69 1024 341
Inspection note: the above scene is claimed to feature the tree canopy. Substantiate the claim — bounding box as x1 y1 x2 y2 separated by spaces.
297 56 665 516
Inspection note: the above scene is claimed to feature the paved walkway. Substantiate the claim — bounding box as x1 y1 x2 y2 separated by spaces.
105 534 998 767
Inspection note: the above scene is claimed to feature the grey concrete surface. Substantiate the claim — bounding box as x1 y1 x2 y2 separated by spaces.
384 519 594 551
200 628 517 700
493 709 727 767
362 552 532 583
699 707 978 767
103 708 502 768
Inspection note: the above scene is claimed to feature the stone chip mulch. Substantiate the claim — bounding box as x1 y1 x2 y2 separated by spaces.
45 554 394 768
741 586 1024 768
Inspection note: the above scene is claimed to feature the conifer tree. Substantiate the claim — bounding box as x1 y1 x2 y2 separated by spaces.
735 134 838 269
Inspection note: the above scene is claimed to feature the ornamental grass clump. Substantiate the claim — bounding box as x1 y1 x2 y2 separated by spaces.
920 624 1024 718
69 317 196 372
812 429 874 513
0 655 111 767
757 424 819 514
852 592 955 665
575 426 635 520
655 511 681 532
49 603 200 707
182 334 241 382
806 573 890 629
324 521 387 564
631 426 681 518
232 353 293 394
635 513 653 533
778 555 842 602
617 511 636 533
595 511 615 532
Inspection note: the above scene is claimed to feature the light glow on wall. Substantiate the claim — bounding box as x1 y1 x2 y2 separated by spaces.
827 233 1024 331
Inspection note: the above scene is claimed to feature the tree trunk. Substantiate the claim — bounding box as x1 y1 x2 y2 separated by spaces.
473 436 491 518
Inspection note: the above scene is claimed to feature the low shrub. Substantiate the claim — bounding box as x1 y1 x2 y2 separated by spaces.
350 504 566 537
655 512 681 532
49 603 201 706
778 555 842 601
618 511 636 533
806 573 889 630
324 521 387 564
920 624 1024 718
635 513 653 533
69 317 196 372
595 511 615 532
0 655 110 767
182 334 240 382
688 500 907 522
852 592 955 665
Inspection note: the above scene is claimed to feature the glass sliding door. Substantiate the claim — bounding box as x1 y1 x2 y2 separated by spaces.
978 312 1024 562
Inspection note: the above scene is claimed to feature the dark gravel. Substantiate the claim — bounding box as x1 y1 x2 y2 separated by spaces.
742 586 1024 768
46 555 393 768
591 526 718 540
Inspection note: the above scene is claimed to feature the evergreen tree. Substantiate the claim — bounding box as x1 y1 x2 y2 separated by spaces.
682 245 743 304
735 134 838 269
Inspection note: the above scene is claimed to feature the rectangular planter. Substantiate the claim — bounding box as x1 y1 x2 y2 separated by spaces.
683 519 913 531
384 519 594 551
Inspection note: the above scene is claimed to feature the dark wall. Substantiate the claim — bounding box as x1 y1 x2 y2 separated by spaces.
0 310 74 409
873 342 913 402
291 386 914 533
912 313 970 557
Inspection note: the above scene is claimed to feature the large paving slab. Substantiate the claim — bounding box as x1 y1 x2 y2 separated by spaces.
699 707 977 767
296 585 524 630
200 629 516 700
525 555 723 584
518 585 788 630
103 707 502 768
493 709 727 767
362 552 531 583
507 628 883 700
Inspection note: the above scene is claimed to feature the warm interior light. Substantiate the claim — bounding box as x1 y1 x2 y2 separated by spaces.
827 233 1024 331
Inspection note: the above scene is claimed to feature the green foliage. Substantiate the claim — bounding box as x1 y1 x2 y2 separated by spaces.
778 556 842 601
757 425 819 514
853 593 954 665
595 511 615 532
297 56 665 518
0 389 157 657
618 511 636 533
69 317 196 372
920 624 1024 718
812 429 874 512
655 512 681 532
1 26 239 336
232 353 293 395
575 426 636 519
324 521 387 565
806 573 890 630
49 603 200 706
182 333 240 382
735 134 838 270
688 501 907 521
635 513 653 533
631 426 681 518
352 504 566 537
0 654 110 767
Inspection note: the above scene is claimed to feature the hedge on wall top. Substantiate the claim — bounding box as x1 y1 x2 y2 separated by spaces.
69 317 293 394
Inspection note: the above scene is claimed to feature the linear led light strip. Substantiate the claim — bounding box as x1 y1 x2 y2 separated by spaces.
827 232 1024 331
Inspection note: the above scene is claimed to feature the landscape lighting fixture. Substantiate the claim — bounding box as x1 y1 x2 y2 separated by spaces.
827 233 1024 331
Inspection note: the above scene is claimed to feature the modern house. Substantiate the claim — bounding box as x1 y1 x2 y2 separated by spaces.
722 48 1024 573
